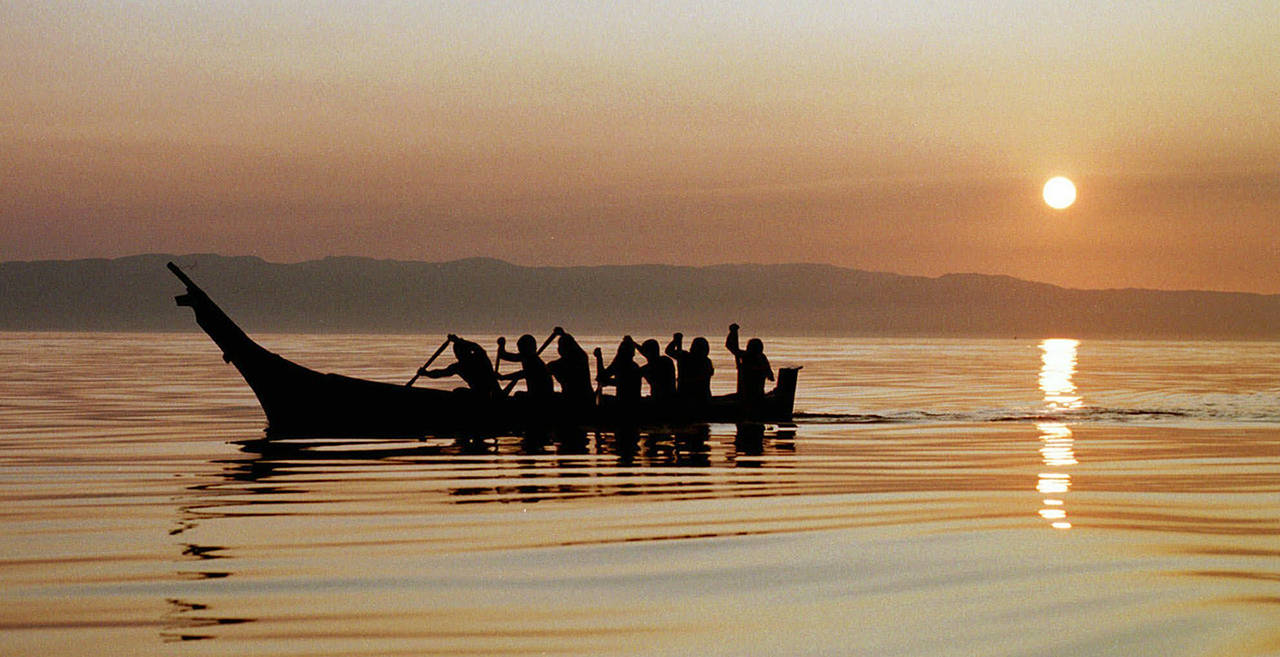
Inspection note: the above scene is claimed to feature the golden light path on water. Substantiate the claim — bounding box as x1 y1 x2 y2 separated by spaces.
3 334 1280 656
1038 338 1081 530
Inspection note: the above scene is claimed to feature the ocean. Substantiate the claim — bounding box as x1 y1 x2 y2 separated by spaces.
1 333 1278 656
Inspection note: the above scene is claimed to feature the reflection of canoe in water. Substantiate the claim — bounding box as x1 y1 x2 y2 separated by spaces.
168 263 800 438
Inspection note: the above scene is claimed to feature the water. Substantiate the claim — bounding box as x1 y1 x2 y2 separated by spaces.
2 333 1279 656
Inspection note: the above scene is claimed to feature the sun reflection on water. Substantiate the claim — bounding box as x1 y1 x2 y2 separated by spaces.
1038 339 1083 411
1037 339 1081 530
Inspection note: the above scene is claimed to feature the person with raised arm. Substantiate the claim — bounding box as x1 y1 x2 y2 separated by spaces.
725 323 773 402
665 332 715 406
594 336 642 407
495 333 554 402
634 338 676 401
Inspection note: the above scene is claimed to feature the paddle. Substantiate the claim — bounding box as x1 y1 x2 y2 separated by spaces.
500 328 560 397
593 336 638 405
593 346 606 405
539 327 562 354
404 336 452 387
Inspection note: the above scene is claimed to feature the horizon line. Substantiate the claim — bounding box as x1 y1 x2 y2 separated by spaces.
3 251 1276 298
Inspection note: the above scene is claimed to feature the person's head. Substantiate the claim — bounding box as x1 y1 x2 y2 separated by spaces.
452 341 470 359
690 337 709 357
616 339 635 360
639 339 660 359
557 333 579 356
517 334 536 355
746 338 764 355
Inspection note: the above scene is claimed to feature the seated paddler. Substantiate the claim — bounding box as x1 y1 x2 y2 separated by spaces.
418 334 501 400
725 323 773 402
546 328 594 411
666 332 714 407
496 333 554 402
635 338 676 402
594 336 641 407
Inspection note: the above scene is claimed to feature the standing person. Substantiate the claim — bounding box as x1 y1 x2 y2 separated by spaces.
594 337 641 406
665 332 715 406
546 328 594 411
725 323 773 402
635 338 676 401
418 335 501 401
496 334 554 401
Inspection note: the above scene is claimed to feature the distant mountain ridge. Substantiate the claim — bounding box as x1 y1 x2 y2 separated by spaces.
1 254 1277 338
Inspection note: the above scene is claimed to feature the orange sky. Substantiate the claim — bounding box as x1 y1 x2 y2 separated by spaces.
3 2 1278 292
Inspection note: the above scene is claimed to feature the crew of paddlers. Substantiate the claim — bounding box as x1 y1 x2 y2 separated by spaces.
415 324 773 411
166 261 798 435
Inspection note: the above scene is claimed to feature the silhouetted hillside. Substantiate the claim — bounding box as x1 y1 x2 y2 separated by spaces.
1 254 1277 338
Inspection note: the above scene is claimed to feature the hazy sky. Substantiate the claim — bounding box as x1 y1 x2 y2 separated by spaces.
3 1 1278 292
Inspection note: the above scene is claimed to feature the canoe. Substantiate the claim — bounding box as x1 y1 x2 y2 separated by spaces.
167 262 799 438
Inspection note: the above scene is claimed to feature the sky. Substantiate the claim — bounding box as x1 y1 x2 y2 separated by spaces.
2 1 1278 292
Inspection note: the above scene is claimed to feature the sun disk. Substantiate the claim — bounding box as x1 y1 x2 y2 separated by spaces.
1043 176 1077 209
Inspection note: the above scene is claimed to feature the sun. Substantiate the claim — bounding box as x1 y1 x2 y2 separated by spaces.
1043 176 1077 210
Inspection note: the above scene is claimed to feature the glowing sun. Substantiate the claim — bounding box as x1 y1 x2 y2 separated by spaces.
1043 176 1077 210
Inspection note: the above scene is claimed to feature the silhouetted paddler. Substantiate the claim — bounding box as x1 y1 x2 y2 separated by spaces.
725 323 773 401
594 337 641 405
496 333 554 400
420 335 501 400
546 328 593 409
665 332 714 405
635 338 676 401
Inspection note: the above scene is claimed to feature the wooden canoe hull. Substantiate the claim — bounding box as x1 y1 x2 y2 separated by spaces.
168 262 798 438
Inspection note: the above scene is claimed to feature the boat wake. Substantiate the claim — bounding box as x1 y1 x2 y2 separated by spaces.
793 405 1278 426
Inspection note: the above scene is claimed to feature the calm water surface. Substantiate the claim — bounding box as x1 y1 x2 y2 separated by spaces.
2 333 1279 656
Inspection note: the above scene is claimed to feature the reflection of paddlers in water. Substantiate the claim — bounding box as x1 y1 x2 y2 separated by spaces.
725 323 773 402
666 332 714 406
416 335 501 401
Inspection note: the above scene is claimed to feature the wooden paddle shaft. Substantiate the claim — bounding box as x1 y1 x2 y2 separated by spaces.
404 337 451 387
501 329 558 396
